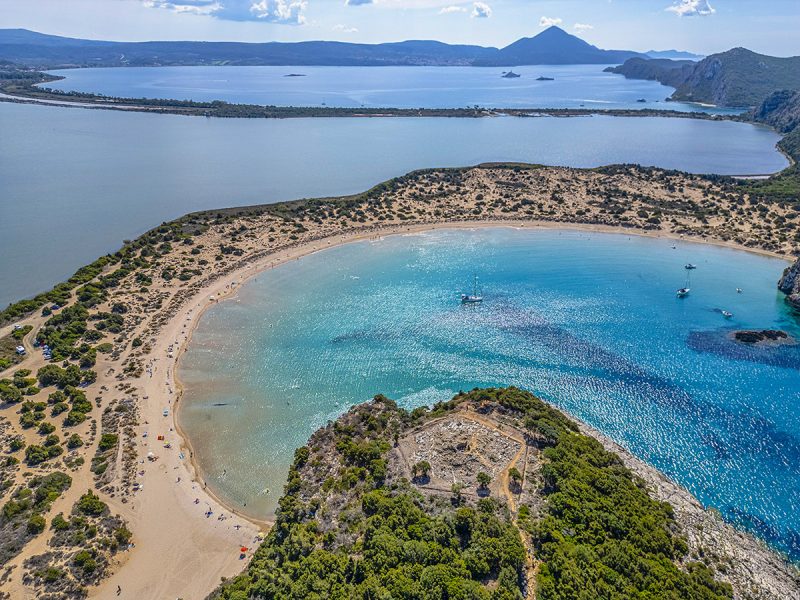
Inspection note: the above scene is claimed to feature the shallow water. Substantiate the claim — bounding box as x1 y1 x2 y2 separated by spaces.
43 65 738 112
0 103 786 308
178 228 800 559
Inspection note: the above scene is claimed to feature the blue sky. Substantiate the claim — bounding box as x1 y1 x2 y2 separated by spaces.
3 0 799 56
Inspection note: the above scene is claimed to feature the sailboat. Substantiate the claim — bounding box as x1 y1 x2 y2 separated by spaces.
676 269 691 298
461 275 483 304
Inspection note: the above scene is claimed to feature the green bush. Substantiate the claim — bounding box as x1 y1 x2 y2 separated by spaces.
25 445 50 465
27 514 46 534
97 434 118 452
76 490 107 517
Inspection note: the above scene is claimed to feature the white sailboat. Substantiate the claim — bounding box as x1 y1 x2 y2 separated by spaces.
676 269 691 298
461 275 483 304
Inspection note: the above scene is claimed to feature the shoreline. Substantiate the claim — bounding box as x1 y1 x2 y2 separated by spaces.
4 163 799 599
168 219 790 526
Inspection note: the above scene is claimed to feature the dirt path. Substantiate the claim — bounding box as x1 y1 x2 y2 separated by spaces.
457 410 537 599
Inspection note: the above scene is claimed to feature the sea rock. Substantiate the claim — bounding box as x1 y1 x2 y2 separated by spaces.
778 257 800 309
732 329 792 345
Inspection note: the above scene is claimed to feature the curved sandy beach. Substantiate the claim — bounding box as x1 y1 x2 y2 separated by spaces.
102 215 796 598
4 164 799 599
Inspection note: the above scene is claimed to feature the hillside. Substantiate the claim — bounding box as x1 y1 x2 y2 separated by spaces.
672 48 800 107
750 89 800 133
604 57 696 89
0 27 643 68
209 387 798 600
610 48 800 107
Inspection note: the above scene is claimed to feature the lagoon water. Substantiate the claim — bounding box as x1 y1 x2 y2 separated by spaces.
0 102 787 308
43 65 736 112
179 228 800 559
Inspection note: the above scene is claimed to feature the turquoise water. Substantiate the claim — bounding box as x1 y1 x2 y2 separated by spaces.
0 102 786 309
178 228 800 559
43 65 737 112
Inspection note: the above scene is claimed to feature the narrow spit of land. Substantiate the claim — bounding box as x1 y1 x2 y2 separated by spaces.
0 71 740 121
1 164 799 600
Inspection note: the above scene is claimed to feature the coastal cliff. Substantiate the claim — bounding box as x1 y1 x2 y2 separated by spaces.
779 257 800 309
751 90 800 133
609 48 800 107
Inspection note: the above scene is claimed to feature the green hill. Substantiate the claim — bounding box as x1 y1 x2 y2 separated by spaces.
209 388 739 600
672 48 800 107
609 48 800 107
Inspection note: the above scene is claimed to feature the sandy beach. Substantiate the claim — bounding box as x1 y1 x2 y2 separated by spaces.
2 164 798 599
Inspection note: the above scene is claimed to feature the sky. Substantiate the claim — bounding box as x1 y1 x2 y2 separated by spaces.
2 0 799 56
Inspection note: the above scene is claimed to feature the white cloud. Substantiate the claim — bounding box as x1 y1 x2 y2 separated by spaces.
439 5 467 14
250 0 307 23
143 0 308 23
471 2 491 18
333 24 359 32
539 16 562 27
573 23 593 32
666 0 715 17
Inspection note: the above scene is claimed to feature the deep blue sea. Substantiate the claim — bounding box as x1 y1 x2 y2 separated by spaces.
43 65 739 112
178 228 800 560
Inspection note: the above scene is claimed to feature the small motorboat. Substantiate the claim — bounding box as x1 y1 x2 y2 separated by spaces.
676 287 690 298
685 264 697 270
722 310 733 319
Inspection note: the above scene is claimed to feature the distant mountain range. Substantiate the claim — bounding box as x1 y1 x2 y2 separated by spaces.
608 48 800 107
645 50 703 61
0 26 648 68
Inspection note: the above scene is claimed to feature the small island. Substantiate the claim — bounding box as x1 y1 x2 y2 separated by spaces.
536 75 555 81
501 70 521 78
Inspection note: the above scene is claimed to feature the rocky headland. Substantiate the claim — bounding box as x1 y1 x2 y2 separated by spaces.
779 257 800 310
210 388 800 600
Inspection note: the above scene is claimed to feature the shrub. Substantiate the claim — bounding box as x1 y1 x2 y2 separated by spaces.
25 444 50 465
37 421 56 435
97 434 118 453
27 514 46 534
76 490 107 517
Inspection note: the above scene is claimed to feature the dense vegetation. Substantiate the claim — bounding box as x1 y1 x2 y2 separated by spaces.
0 472 72 566
211 388 732 600
527 434 731 599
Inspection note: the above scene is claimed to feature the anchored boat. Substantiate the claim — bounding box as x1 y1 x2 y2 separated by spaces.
677 270 691 298
461 275 483 304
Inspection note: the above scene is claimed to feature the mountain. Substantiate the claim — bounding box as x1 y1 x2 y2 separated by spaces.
671 48 800 107
0 27 644 68
475 26 644 65
608 48 800 107
645 49 703 60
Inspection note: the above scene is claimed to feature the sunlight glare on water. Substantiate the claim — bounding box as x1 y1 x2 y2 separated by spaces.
178 228 800 558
